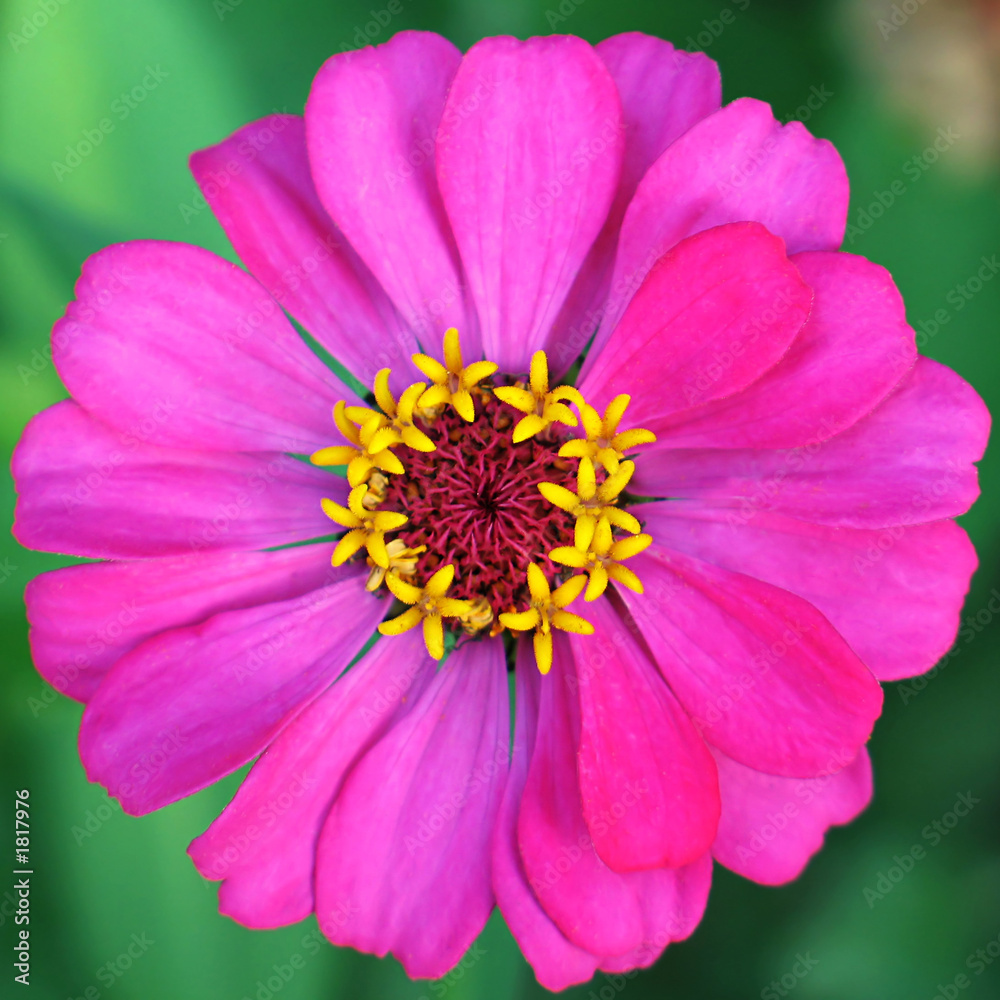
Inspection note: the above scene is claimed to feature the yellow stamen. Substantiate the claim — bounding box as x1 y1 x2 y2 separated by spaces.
378 564 473 659
366 539 427 592
493 350 583 442
558 394 656 473
311 401 405 487
550 518 653 601
497 564 593 675
538 457 641 538
322 484 408 569
412 328 498 422
371 370 437 452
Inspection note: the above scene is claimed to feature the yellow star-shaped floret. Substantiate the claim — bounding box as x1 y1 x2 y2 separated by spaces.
310 400 405 487
493 350 583 442
378 564 473 659
322 484 408 568
365 538 427 592
558 394 656 473
550 517 653 601
355 370 437 452
412 327 498 422
538 457 641 537
498 564 593 675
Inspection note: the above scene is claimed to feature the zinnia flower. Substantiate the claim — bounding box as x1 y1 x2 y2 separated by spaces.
13 30 989 990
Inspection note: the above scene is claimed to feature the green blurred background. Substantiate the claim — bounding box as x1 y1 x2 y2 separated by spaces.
1 0 998 997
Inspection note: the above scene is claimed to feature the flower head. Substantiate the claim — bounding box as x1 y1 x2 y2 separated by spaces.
11 28 988 993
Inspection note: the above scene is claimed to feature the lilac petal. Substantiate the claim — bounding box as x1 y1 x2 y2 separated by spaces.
79 568 382 814
492 643 600 991
582 97 848 380
643 503 978 682
436 35 623 372
190 114 417 389
53 240 357 453
315 640 508 979
189 631 436 928
549 33 721 373
306 31 474 354
657 250 918 449
711 747 873 884
634 357 989 529
620 547 883 777
12 401 337 559
27 544 336 703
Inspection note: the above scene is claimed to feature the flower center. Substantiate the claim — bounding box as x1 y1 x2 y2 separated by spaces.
380 390 577 618
310 328 658 672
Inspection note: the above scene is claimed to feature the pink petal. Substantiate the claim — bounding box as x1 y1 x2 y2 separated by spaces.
79 568 382 814
518 634 710 958
190 114 418 389
579 223 812 429
619 547 883 777
306 31 473 354
436 35 623 372
492 643 599 991
633 357 990 528
583 97 848 376
643 503 978 682
315 640 508 979
12 401 337 559
549 34 721 373
711 746 873 885
26 544 336 703
658 250 918 449
52 240 356 453
572 598 721 871
189 631 436 928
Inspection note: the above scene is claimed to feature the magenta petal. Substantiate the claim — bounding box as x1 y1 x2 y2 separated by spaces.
711 747 873 885
550 34 721 373
659 250 918 449
78 568 381 814
572 599 720 871
518 635 712 958
12 401 336 559
584 97 847 373
52 240 356 453
26 544 336 703
492 644 599 991
190 114 417 388
580 223 812 429
643 504 978 682
635 357 990 528
621 547 883 777
306 31 472 354
189 631 436 929
436 35 623 372
315 640 508 979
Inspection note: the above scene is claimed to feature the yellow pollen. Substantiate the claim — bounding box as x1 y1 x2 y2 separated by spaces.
493 350 583 442
558 394 656 473
366 538 427 592
412 328 498 422
378 564 474 659
311 400 405 487
538 456 641 538
322 484 409 569
498 564 593 675
550 518 652 601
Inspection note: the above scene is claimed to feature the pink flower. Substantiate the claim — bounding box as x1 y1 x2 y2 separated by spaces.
12 30 989 990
